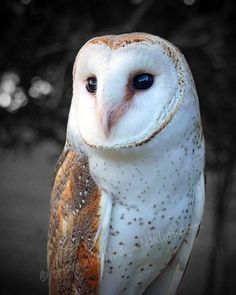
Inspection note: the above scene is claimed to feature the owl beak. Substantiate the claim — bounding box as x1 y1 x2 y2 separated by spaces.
101 111 112 138
99 102 129 138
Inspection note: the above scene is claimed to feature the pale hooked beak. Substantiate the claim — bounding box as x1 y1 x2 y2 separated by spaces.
98 102 130 138
100 110 113 138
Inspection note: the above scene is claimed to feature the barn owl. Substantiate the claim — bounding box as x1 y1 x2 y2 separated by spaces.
48 32 205 295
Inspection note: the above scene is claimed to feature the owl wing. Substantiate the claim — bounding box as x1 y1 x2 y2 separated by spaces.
48 146 111 295
145 171 205 295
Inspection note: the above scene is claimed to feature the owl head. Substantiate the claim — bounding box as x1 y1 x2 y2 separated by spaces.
68 33 189 150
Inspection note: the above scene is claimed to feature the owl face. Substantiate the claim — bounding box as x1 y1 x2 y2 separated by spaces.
69 33 186 149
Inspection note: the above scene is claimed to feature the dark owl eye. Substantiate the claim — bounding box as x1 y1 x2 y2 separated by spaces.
86 77 97 93
132 73 154 90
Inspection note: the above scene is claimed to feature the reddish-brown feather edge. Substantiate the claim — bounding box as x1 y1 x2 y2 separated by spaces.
48 149 101 295
88 33 151 50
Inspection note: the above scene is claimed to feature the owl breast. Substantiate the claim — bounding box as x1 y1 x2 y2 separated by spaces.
85 101 204 295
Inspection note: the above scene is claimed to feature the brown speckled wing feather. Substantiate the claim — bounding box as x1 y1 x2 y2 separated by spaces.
48 148 101 295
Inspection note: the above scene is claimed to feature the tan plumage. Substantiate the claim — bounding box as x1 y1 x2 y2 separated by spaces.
48 147 101 294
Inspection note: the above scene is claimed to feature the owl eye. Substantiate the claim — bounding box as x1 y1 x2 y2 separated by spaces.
86 77 97 93
132 73 154 90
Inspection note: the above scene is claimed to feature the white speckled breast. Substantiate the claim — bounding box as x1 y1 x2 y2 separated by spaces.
84 87 204 295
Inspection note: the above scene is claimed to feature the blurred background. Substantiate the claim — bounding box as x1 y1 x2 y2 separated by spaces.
0 0 235 294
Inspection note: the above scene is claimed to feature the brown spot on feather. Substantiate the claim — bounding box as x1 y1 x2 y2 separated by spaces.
196 119 202 130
